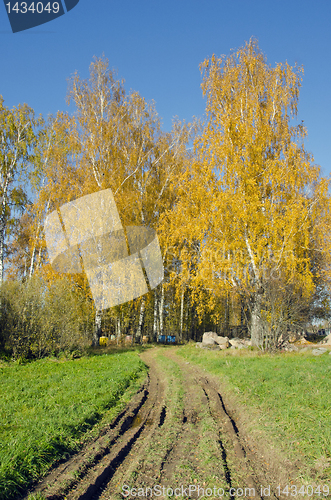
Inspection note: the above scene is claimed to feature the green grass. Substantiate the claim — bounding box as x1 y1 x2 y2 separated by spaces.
178 345 331 483
0 350 148 500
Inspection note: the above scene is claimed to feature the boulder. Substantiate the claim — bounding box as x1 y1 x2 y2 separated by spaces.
229 339 244 348
228 338 248 349
210 344 221 350
202 332 230 348
312 348 328 356
215 337 230 348
201 337 217 346
219 344 228 350
202 332 219 343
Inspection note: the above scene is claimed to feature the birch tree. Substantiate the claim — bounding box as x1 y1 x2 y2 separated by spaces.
167 39 330 347
0 97 39 284
30 56 194 344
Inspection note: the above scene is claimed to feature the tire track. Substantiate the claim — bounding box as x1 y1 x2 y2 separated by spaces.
23 360 164 500
23 347 286 500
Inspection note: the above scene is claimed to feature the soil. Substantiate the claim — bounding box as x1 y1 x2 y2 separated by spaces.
23 347 298 500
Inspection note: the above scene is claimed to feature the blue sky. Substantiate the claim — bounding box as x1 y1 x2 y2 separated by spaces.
1 0 331 177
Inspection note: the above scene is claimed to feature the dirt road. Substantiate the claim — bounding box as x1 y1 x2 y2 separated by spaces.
24 347 289 500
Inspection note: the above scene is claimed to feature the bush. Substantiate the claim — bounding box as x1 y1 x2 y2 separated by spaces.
0 275 94 359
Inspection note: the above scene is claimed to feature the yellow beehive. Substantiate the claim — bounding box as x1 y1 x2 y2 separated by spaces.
99 336 108 346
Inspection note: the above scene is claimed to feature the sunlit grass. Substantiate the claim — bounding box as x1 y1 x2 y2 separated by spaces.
0 351 147 499
178 344 331 483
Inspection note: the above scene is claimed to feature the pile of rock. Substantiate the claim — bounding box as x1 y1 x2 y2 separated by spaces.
196 332 252 350
196 331 331 354
280 333 331 354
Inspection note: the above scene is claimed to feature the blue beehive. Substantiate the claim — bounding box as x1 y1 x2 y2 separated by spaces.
158 335 166 343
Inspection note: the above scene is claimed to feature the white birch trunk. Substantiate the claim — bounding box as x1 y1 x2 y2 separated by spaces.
93 309 102 346
29 244 37 279
159 283 164 336
245 230 265 346
180 289 184 342
116 315 121 344
0 179 10 285
153 291 158 341
135 297 145 343
250 294 264 347
186 293 190 341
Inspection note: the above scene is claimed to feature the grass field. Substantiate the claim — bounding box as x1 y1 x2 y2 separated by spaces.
178 344 331 484
0 350 148 500
2 344 330 499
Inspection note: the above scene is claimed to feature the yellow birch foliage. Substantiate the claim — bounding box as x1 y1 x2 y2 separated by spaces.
28 56 193 334
164 39 331 342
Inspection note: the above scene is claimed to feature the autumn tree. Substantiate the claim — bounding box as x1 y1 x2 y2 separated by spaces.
0 97 41 283
30 56 194 345
164 39 330 347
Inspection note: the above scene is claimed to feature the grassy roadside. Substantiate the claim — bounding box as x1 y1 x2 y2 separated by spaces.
177 344 331 485
0 350 148 500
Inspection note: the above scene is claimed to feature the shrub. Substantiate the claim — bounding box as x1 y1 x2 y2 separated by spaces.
0 275 94 359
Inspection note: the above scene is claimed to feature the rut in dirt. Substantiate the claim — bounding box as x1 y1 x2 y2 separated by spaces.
23 361 164 500
24 347 283 500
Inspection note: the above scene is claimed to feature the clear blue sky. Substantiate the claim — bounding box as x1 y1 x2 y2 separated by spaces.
1 0 330 177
